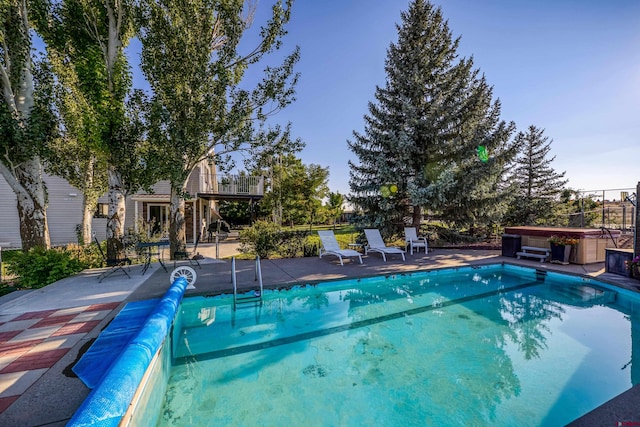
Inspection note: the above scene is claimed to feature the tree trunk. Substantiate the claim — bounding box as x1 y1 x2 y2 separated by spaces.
81 196 96 246
80 159 98 246
412 205 422 228
106 166 126 259
169 185 186 259
0 6 49 251
14 158 50 250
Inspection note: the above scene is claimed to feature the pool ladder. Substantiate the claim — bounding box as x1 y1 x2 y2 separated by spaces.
231 256 264 310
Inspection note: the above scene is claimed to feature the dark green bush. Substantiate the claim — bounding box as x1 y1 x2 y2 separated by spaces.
63 243 107 269
240 222 316 259
239 220 282 258
7 246 88 289
424 224 482 245
276 230 310 258
303 241 319 257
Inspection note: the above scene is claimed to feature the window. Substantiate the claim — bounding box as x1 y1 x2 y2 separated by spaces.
94 203 109 218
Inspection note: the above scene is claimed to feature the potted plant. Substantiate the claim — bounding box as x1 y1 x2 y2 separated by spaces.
625 255 640 279
548 235 579 265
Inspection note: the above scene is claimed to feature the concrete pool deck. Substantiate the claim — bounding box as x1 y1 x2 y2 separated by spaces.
0 242 639 426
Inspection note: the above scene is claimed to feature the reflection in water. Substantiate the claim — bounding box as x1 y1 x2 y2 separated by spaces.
161 269 639 426
499 291 565 360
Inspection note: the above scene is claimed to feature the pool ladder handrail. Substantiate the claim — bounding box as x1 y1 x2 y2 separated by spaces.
232 256 264 310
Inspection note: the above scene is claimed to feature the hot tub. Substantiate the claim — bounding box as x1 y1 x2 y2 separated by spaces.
503 226 621 264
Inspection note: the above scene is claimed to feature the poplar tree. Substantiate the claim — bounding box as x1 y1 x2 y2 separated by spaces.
504 125 567 225
0 0 56 250
36 0 160 257
136 0 300 256
348 0 516 237
35 5 108 246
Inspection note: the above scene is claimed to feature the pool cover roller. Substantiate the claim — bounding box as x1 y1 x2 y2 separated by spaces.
68 277 188 427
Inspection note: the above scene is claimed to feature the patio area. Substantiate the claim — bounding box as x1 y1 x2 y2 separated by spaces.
0 242 639 426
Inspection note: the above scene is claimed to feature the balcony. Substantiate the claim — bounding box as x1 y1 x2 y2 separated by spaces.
193 173 264 199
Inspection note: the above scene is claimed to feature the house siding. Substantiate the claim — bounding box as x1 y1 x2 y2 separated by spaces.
2 159 261 248
0 178 20 247
0 174 95 247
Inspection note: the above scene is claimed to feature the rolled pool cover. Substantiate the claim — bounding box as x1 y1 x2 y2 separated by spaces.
68 277 188 427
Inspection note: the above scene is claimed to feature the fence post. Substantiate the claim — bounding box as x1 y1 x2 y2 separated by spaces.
635 182 640 258
602 190 606 227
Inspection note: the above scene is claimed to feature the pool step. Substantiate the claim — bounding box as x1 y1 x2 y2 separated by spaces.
232 256 264 310
551 284 616 306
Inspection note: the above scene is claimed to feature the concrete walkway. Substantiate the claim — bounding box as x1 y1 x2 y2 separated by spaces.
0 242 639 426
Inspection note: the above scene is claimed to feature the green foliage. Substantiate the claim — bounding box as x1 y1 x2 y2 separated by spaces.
551 189 599 227
275 230 312 258
260 154 329 226
218 200 255 227
135 0 299 253
239 220 282 258
326 192 345 229
239 220 316 258
302 240 319 258
0 2 58 250
34 0 154 257
6 247 88 289
424 224 486 246
348 0 516 234
504 126 568 226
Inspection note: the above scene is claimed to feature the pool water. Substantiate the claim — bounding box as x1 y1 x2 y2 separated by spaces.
157 265 640 426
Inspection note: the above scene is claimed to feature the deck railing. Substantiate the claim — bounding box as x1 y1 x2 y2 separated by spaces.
196 174 264 196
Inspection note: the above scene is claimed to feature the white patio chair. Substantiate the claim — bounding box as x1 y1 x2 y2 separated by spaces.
318 230 363 266
404 227 428 255
364 229 405 262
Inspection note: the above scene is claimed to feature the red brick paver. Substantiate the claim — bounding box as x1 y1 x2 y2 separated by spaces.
1 348 70 374
0 304 115 415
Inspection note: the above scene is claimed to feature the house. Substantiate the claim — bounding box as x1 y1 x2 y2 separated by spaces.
0 159 264 248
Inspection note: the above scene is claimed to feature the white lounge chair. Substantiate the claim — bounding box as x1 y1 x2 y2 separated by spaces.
404 227 428 255
318 230 363 266
364 229 405 261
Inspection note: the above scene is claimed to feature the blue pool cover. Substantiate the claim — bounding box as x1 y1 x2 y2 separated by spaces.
72 298 160 388
68 277 188 427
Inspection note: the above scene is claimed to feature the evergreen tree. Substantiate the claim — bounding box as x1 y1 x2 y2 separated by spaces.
348 0 516 237
504 125 567 225
435 93 519 233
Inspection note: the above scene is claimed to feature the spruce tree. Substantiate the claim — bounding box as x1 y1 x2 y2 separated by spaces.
504 125 567 225
348 0 516 237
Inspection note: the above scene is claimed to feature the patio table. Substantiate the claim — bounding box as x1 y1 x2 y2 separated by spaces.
137 240 169 275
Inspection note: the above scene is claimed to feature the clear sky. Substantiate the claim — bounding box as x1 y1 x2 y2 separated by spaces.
219 0 640 200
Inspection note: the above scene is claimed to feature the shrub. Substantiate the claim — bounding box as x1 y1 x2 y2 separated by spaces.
276 230 311 258
240 222 316 259
239 220 282 258
64 243 106 269
7 246 88 289
302 240 319 257
424 224 480 245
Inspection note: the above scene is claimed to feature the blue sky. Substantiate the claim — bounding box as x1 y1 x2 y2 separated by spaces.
213 0 639 200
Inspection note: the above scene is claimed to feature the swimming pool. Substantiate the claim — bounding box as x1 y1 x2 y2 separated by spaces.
72 264 640 426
